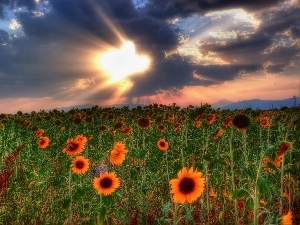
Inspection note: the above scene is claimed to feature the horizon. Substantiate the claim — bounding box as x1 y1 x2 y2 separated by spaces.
0 0 299 114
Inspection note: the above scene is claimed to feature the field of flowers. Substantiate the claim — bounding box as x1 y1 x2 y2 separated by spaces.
0 104 299 225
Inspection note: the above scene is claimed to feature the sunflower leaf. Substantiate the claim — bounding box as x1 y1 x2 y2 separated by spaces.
182 204 194 223
231 189 249 200
62 198 71 209
162 202 171 217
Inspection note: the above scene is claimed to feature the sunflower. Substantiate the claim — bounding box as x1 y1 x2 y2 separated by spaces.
277 142 291 157
93 171 120 196
194 120 202 128
71 156 89 175
173 123 180 131
213 129 224 140
137 118 151 128
62 139 84 156
121 126 132 135
207 113 217 125
169 167 205 204
223 116 232 127
157 125 167 132
282 211 293 225
109 142 128 165
75 134 87 146
157 139 169 151
35 128 44 138
99 125 108 132
232 114 250 129
38 136 50 149
260 116 270 128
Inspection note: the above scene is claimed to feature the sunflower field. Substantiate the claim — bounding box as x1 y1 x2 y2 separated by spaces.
0 104 299 225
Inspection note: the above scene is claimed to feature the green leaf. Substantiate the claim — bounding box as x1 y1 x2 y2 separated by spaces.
99 206 107 222
257 177 269 195
102 195 113 207
182 204 194 223
246 197 254 210
62 198 71 209
162 202 171 217
231 189 249 200
203 153 212 161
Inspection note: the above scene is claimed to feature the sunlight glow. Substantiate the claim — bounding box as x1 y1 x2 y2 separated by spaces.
100 41 150 82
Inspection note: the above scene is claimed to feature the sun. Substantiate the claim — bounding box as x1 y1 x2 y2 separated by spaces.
100 41 150 82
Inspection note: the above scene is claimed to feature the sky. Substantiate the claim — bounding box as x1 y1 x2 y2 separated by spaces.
0 0 299 113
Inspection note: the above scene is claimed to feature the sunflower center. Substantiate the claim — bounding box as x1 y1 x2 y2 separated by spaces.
40 139 45 145
69 143 79 151
159 141 165 147
75 161 85 169
100 177 112 188
179 177 195 194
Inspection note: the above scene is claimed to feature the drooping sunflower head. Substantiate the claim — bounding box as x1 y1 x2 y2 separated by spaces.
38 136 50 149
277 141 291 157
121 126 132 135
62 139 84 156
223 116 232 127
157 139 169 151
72 156 89 175
207 113 217 125
260 116 270 128
157 125 167 132
137 118 151 128
169 167 205 204
35 128 44 138
232 114 250 130
93 171 120 196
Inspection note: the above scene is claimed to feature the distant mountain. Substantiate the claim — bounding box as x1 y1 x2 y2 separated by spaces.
211 100 234 109
55 103 145 112
213 97 300 110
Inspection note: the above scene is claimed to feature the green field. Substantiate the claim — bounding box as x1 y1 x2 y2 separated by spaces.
0 104 299 225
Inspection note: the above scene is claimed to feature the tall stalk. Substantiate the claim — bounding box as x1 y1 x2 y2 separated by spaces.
229 128 238 224
253 150 264 225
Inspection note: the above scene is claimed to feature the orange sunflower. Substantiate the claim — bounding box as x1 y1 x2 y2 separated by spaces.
109 142 128 165
282 211 293 225
223 116 232 128
121 126 132 135
71 156 89 175
213 129 224 140
38 136 50 149
35 128 44 138
207 113 217 125
260 116 270 128
75 134 87 146
137 118 151 128
62 139 84 156
169 167 205 204
157 138 169 151
93 171 120 196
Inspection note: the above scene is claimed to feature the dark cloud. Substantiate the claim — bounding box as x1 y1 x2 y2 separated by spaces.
197 0 282 12
0 29 9 43
144 0 282 20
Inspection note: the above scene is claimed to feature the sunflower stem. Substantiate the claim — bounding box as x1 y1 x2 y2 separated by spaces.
68 167 73 223
253 149 264 225
229 128 238 224
279 154 285 217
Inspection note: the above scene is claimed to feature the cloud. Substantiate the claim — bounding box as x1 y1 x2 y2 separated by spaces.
144 0 282 19
0 0 299 103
